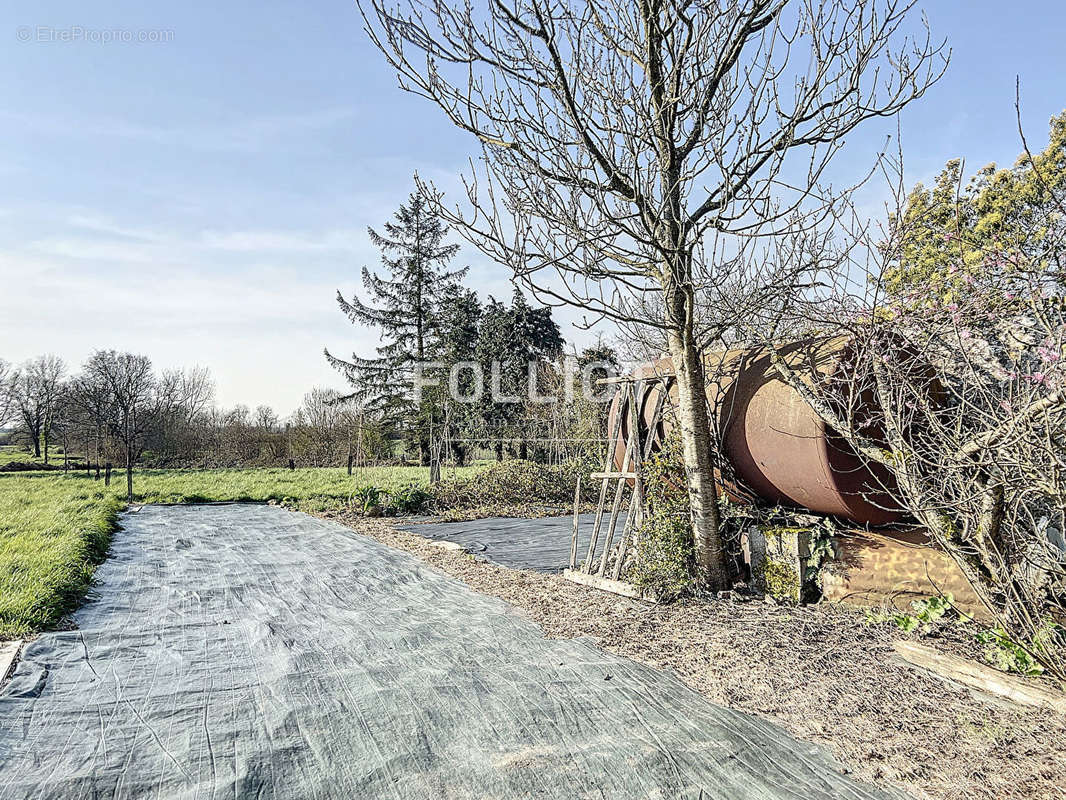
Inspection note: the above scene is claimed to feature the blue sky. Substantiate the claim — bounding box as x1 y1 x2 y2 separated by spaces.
0 0 1063 414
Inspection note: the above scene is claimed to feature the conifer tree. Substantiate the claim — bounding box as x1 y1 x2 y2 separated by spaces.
475 289 563 460
326 189 466 464
431 284 482 465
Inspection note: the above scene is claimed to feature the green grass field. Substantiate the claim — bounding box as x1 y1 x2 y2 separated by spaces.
0 463 483 638
0 475 123 638
0 444 50 467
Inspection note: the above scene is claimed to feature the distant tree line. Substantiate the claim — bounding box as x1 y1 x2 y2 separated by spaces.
0 335 617 492
0 354 397 482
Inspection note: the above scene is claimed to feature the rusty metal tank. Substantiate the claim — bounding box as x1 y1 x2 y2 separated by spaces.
608 337 903 526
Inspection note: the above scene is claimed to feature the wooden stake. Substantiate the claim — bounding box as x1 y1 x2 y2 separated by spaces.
612 388 666 578
610 494 640 581
894 640 1066 713
569 476 582 570
597 428 635 576
585 382 629 570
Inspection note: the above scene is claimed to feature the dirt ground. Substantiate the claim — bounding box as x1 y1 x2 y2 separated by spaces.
323 510 1066 800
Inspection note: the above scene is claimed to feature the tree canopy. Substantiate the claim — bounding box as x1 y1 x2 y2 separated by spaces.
889 112 1066 303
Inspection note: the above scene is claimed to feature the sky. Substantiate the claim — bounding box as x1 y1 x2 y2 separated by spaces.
0 0 1064 416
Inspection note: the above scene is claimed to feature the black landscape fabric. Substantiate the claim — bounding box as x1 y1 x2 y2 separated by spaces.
398 513 598 572
0 505 907 799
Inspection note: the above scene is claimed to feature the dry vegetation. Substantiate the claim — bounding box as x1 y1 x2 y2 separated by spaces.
329 512 1066 800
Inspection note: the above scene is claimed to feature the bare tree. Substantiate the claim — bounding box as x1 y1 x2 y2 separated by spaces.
50 384 82 471
70 352 118 477
253 405 284 463
9 355 66 461
155 366 216 462
88 351 167 502
0 358 13 430
301 388 346 467
358 0 947 586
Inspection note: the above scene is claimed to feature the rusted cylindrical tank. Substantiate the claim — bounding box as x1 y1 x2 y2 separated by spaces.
609 337 903 526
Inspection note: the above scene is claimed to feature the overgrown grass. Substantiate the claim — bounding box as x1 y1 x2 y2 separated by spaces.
120 465 480 509
0 445 29 466
0 475 123 638
0 464 482 638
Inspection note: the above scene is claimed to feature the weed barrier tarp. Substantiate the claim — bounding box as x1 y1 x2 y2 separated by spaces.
0 505 906 799
398 513 599 572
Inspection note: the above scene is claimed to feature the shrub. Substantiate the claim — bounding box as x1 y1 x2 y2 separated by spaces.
627 434 695 600
430 459 589 509
386 483 431 515
351 485 386 515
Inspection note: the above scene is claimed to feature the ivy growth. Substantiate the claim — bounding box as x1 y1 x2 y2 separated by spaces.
628 433 695 601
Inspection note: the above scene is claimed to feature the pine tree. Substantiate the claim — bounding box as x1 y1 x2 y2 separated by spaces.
476 289 563 460
326 189 466 463
431 284 482 465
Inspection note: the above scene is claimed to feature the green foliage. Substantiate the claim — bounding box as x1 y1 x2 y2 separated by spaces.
804 518 837 601
629 509 694 601
352 485 386 515
976 626 1045 677
0 474 124 637
889 113 1066 304
431 458 586 509
974 621 1065 677
627 433 695 601
864 593 954 634
346 482 434 516
473 289 565 451
385 483 431 515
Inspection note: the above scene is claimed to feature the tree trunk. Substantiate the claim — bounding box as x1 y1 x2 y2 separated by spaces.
451 441 466 467
666 319 731 590
973 480 1006 583
126 447 134 503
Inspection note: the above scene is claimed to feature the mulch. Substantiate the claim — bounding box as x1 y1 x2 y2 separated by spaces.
321 510 1066 800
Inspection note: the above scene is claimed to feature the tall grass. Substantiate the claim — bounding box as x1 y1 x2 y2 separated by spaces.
122 465 479 507
0 475 123 638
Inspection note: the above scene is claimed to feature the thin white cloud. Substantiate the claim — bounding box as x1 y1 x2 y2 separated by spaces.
199 229 364 254
0 107 357 153
22 220 371 264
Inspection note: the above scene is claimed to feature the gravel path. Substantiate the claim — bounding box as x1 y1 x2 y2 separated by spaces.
0 504 904 799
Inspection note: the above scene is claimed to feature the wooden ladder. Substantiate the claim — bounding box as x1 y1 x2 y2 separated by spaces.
564 376 666 598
